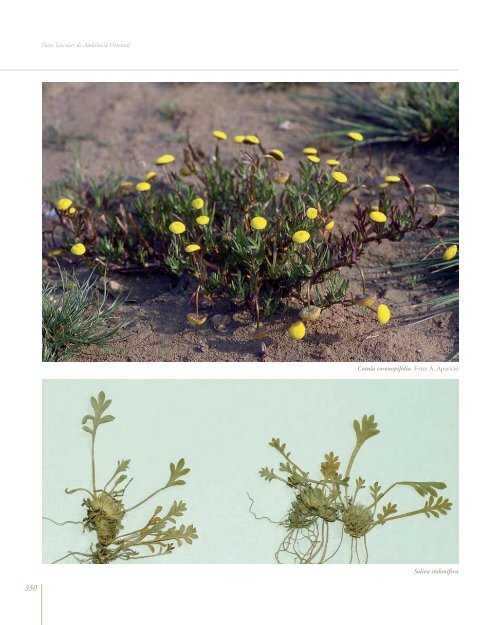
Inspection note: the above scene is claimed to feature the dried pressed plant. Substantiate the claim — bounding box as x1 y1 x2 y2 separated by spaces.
44 391 198 563
252 415 452 563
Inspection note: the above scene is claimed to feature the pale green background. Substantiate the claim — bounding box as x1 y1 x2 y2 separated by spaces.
43 379 458 564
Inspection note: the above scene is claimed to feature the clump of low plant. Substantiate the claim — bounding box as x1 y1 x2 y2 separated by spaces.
44 130 447 339
42 267 127 361
300 83 459 151
44 391 198 563
253 415 452 563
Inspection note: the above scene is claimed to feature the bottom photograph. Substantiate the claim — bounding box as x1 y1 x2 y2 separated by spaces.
43 379 458 564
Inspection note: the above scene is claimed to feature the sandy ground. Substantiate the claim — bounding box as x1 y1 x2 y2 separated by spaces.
42 82 459 362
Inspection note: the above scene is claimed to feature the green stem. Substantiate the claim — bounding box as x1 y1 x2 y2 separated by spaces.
125 484 170 513
369 506 430 529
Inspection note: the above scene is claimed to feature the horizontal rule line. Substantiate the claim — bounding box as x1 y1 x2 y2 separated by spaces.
1 68 459 72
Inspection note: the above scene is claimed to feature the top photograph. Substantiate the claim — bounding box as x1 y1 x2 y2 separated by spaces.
42 82 458 363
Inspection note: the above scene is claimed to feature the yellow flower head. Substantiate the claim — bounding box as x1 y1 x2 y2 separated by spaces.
292 230 311 244
250 216 268 231
442 244 458 261
156 154 175 165
332 171 348 184
233 135 246 144
135 181 151 192
347 132 364 142
326 159 340 167
192 198 204 210
268 149 285 161
272 171 290 184
212 130 227 140
325 220 335 231
169 221 186 235
288 321 306 340
307 155 320 164
143 171 157 182
56 197 72 211
379 182 389 189
306 207 318 219
196 215 210 226
120 181 133 192
385 175 401 183
369 211 387 223
243 135 260 145
68 207 77 215
377 304 391 325
70 243 86 256
303 147 318 155
47 249 63 257
185 244 201 253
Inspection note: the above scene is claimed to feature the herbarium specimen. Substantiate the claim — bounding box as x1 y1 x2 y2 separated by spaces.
253 415 452 563
44 391 198 563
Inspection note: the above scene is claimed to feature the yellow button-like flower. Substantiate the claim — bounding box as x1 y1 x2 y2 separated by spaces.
268 149 285 161
56 198 72 211
135 181 151 192
347 132 364 141
143 171 157 182
192 198 204 210
303 147 318 155
306 207 318 219
233 135 246 143
325 220 335 231
272 171 290 184
70 243 86 256
326 159 340 167
307 155 320 164
212 130 227 140
385 175 401 183
292 230 311 244
379 182 389 189
250 216 268 230
47 249 63 257
442 244 458 261
244 135 260 145
377 304 391 325
196 215 210 226
332 171 348 184
288 321 306 340
120 181 133 192
68 207 77 215
156 154 175 165
369 211 387 223
185 244 201 253
169 221 186 235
